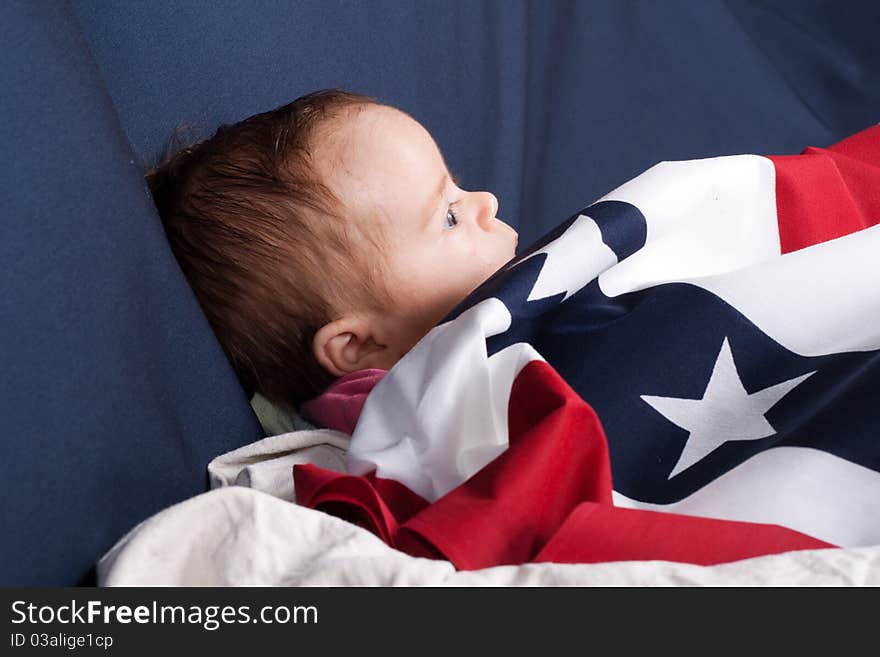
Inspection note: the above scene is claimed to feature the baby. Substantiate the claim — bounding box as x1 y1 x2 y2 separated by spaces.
147 89 518 417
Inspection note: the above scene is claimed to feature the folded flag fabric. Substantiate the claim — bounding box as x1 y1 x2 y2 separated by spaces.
295 126 880 569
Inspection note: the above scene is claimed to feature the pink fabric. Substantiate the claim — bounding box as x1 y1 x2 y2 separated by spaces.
300 368 387 435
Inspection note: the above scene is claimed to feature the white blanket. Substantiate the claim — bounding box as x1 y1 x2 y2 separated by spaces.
98 430 880 586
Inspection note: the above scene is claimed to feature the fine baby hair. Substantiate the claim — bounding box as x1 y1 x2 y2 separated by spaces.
146 89 390 413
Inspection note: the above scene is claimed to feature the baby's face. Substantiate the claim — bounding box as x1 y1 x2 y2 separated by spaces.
317 104 518 359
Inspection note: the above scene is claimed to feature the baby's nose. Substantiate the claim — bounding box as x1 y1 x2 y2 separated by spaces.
476 192 499 231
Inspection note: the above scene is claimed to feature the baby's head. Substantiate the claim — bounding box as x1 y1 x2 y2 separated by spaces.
148 89 518 412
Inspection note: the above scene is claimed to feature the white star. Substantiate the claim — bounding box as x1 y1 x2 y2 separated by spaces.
520 214 618 303
641 337 815 479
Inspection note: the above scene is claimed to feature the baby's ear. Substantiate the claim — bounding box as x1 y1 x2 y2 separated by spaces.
313 315 390 377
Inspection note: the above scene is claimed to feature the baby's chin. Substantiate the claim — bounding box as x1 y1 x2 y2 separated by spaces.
486 243 518 279
505 230 519 261
506 225 519 258
479 228 519 280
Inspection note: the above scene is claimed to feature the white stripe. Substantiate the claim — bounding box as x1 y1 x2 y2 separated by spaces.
691 224 880 355
598 155 781 295
612 446 880 547
348 298 541 502
595 154 880 355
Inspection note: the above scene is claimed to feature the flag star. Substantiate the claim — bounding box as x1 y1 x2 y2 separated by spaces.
641 337 815 479
521 214 618 303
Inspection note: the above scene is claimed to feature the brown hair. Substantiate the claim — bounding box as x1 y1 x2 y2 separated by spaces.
146 89 390 413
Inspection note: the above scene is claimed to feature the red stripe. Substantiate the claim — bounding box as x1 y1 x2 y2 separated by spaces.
534 503 830 567
402 359 613 568
769 125 880 254
293 464 432 550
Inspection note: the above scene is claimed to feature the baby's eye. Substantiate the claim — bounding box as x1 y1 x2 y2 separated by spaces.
443 207 458 230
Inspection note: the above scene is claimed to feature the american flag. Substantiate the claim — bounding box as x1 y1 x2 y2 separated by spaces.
295 126 880 569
